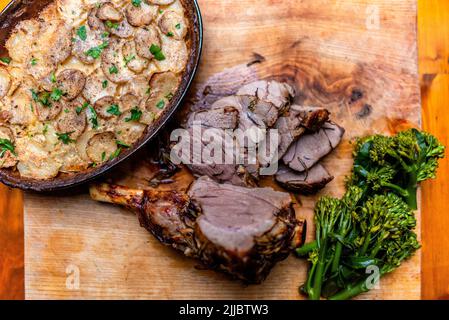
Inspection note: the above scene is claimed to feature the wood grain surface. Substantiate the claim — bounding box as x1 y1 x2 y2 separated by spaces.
0 0 448 300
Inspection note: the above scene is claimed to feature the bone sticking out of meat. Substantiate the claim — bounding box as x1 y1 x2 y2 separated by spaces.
283 121 345 172
89 177 306 283
275 164 334 194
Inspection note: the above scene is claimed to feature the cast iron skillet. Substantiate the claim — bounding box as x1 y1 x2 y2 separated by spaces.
0 0 203 192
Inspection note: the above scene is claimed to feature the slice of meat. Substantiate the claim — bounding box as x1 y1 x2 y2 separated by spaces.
86 132 118 163
186 106 239 129
158 10 188 40
56 69 86 101
134 26 161 60
89 177 306 283
125 1 158 27
283 122 345 172
275 164 334 194
236 80 295 113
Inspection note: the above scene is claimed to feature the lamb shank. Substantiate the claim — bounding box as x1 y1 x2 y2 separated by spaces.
90 177 306 283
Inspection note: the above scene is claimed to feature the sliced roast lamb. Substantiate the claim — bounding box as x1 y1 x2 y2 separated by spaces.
275 164 334 194
89 177 306 283
283 122 345 172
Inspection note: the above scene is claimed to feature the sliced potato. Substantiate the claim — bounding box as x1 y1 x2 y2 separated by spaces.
158 10 188 40
76 129 96 161
87 8 107 32
56 105 87 139
72 24 106 65
125 1 158 27
57 143 89 173
96 2 123 21
0 67 11 99
153 35 188 73
94 95 119 119
115 112 146 145
122 74 152 97
134 26 161 60
145 72 179 116
34 99 63 122
101 39 134 83
5 19 40 64
83 68 118 104
57 69 86 100
122 41 149 73
0 125 17 168
148 0 175 4
107 17 134 38
57 0 88 26
119 93 141 112
86 132 118 163
5 86 37 125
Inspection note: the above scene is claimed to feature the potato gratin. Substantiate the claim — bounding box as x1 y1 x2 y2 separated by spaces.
0 0 189 180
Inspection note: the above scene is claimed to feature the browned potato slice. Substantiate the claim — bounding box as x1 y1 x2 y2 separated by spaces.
101 39 134 84
134 26 161 60
0 125 17 168
115 113 146 145
119 93 141 112
56 106 87 139
96 2 123 21
57 0 88 25
159 10 188 40
88 8 107 32
72 24 105 65
86 132 118 163
6 86 37 125
122 74 152 97
83 68 118 104
5 20 41 64
154 35 188 73
0 67 11 99
57 69 86 101
94 96 119 119
34 99 63 122
125 1 158 27
147 0 175 4
145 72 179 116
107 18 134 39
122 41 149 73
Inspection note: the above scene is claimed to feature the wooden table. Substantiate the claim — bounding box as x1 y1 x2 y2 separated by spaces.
1 0 449 300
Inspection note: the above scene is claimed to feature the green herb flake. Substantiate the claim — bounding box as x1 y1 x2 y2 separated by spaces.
102 80 108 88
124 54 136 66
156 100 165 110
175 23 181 29
30 58 38 66
88 105 99 129
50 88 64 102
165 92 174 101
101 31 110 39
146 87 151 95
116 140 130 148
50 72 57 83
109 147 122 160
149 44 166 61
125 107 142 122
109 64 118 74
166 32 174 37
101 151 106 162
85 41 109 59
0 57 11 64
43 124 49 134
56 132 75 145
105 20 119 30
107 104 121 116
131 0 142 7
0 138 16 158
77 25 87 41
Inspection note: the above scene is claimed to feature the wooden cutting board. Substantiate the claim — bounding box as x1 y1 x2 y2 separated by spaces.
24 0 421 299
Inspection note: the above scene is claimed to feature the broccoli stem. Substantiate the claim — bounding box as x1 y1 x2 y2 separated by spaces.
295 241 317 257
310 240 329 300
328 279 370 300
405 172 418 210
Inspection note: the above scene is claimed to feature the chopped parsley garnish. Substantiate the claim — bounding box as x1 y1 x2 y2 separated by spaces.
77 25 87 41
50 72 57 83
149 44 166 61
166 32 174 37
105 20 119 30
88 105 99 129
85 41 109 59
146 87 151 95
101 31 110 39
101 151 106 162
0 138 16 158
116 140 130 148
159 9 163 14
131 0 142 7
30 58 38 66
76 102 89 115
175 23 181 29
0 57 11 64
31 90 52 108
50 88 64 102
124 54 135 66
125 107 142 122
165 92 174 101
31 89 39 101
109 147 122 160
102 80 108 88
64 108 70 113
43 124 49 134
156 100 165 109
109 64 118 74
107 104 121 116
56 132 75 145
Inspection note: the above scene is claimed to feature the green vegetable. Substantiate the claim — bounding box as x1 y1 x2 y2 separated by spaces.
56 132 75 145
167 32 174 37
85 41 109 59
105 20 119 30
297 129 444 300
175 23 181 29
77 25 87 41
0 57 11 64
132 0 142 7
125 107 142 122
102 80 108 88
109 148 122 160
0 139 16 158
124 54 135 66
156 100 165 109
50 72 57 83
116 140 130 148
88 105 99 129
50 88 64 101
76 102 89 115
30 58 38 66
348 128 445 209
149 44 165 61
107 104 121 116
109 64 118 74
